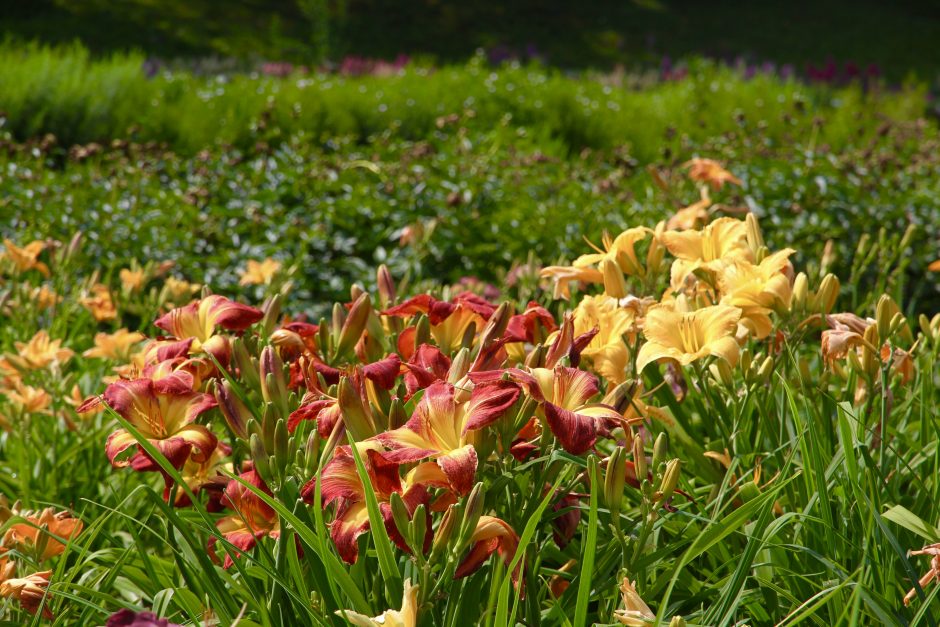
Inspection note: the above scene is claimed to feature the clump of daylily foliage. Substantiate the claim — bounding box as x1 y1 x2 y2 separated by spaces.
1 159 939 624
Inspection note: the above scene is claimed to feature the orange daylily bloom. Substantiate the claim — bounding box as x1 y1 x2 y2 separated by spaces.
0 559 53 619
30 285 61 310
378 380 520 494
80 284 117 321
83 329 146 361
3 506 83 562
337 579 419 627
102 376 218 471
7 330 73 371
667 186 712 231
905 543 940 606
119 267 147 292
5 382 52 415
2 239 49 276
163 276 201 305
239 258 281 286
927 260 940 272
170 442 233 510
637 304 741 372
573 228 652 276
683 158 742 190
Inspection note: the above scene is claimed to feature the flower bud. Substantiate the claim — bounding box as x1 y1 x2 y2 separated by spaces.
756 356 774 384
791 272 808 312
632 437 647 489
388 397 408 429
745 213 765 255
260 346 289 417
652 432 668 471
430 505 457 561
261 294 282 337
389 492 412 546
919 313 932 338
602 380 638 414
270 328 305 361
337 377 375 442
460 321 477 351
816 274 840 315
899 224 916 250
479 302 512 349
600 258 627 299
410 504 427 556
861 324 881 375
646 237 665 275
448 348 472 384
604 447 627 516
524 343 546 368
459 483 484 549
709 359 734 387
232 337 260 392
250 433 272 483
377 264 397 309
334 293 372 360
274 418 289 464
875 294 894 341
657 459 681 503
350 284 365 301
216 379 251 439
414 314 431 348
668 617 687 627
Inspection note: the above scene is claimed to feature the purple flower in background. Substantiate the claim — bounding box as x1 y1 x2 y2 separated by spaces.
107 610 183 627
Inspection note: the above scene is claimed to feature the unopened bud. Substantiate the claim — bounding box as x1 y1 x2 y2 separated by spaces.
459 483 485 548
216 379 251 439
377 264 397 308
875 295 893 341
270 328 305 361
479 302 512 349
431 506 457 559
260 346 289 417
604 447 627 515
658 459 681 503
410 504 427 556
791 273 808 312
337 377 375 441
646 237 665 275
602 380 638 414
460 321 477 351
710 359 734 386
261 294 282 337
668 616 687 627
652 433 668 471
274 418 289 462
414 314 431 348
525 343 546 368
448 348 472 383
756 356 774 384
250 433 272 483
232 338 260 392
389 492 412 546
632 438 647 488
350 284 365 301
600 258 627 299
334 293 372 360
388 398 408 429
745 213 765 254
816 274 840 315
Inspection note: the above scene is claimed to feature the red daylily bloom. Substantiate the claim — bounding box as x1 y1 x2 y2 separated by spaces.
154 295 262 362
377 380 520 494
455 516 521 586
504 302 557 344
384 292 496 352
402 344 452 396
103 378 218 471
303 443 448 563
211 470 279 569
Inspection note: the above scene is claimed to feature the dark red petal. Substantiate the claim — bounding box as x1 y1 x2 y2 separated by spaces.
362 354 402 390
543 402 597 455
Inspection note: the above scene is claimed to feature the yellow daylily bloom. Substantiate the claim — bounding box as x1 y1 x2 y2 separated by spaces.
164 276 201 302
337 579 419 627
573 295 640 384
79 284 117 321
239 258 281 286
574 227 651 275
540 264 604 300
83 329 146 361
660 217 753 288
637 304 741 372
30 286 61 310
5 382 52 415
7 331 73 370
718 249 795 339
2 239 49 277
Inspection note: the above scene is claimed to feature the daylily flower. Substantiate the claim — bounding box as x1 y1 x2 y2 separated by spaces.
572 295 639 384
304 443 446 563
455 516 521 585
613 578 655 626
572 227 651 277
401 344 451 396
385 293 496 352
30 285 61 310
3 506 83 562
168 442 232 510
820 313 875 366
2 239 49 276
154 295 263 362
473 366 622 455
162 277 200 306
904 542 940 606
102 377 218 471
637 304 741 372
83 329 147 361
239 258 281 286
5 382 52 415
683 158 742 189
378 380 520 494
660 217 753 287
539 264 604 300
7 330 73 370
337 579 419 627
211 470 279 569
718 249 795 339
0 559 53 619
667 186 712 231
80 284 118 321
119 267 147 292
927 260 940 272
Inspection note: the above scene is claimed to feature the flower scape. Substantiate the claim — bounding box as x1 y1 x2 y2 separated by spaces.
0 164 938 625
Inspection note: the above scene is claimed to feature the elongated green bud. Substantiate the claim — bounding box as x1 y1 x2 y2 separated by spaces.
216 379 251 439
389 492 412 545
632 438 647 485
459 483 485 548
816 274 840 315
232 337 260 392
274 418 289 464
377 264 396 309
604 447 627 516
414 314 431 348
410 504 427 556
791 272 808 312
261 293 282 337
658 459 681 503
460 321 477 351
430 505 457 561
652 432 668 471
250 433 272 483
337 377 375 441
448 348 472 384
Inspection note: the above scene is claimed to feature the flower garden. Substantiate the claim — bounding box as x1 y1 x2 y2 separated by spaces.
1 42 940 627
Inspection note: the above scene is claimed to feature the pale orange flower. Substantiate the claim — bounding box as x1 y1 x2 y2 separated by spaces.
683 158 742 189
7 330 73 370
119 267 147 292
0 559 53 619
613 578 655 626
83 329 146 361
30 286 61 310
337 579 419 627
2 239 49 276
637 304 741 372
5 382 52 415
80 284 117 321
239 258 281 286
3 506 83 562
667 186 712 231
